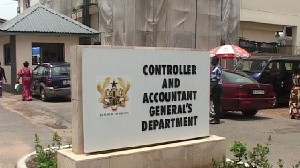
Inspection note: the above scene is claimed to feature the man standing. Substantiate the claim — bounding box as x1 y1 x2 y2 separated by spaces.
210 56 222 124
0 62 7 98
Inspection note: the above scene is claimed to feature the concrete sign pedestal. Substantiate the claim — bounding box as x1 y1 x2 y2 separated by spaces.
57 135 225 168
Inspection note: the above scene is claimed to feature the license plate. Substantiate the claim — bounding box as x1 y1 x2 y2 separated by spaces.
252 90 265 95
63 80 70 85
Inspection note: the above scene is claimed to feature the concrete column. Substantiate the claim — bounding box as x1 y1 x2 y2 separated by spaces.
292 26 300 55
71 46 84 154
10 35 17 92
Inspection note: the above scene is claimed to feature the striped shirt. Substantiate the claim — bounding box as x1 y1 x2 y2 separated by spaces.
210 64 222 87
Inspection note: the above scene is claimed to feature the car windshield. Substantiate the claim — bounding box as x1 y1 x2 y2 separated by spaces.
235 59 268 72
51 66 70 76
223 71 257 84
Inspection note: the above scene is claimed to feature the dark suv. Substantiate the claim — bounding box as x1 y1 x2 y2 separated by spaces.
235 57 300 106
31 62 71 101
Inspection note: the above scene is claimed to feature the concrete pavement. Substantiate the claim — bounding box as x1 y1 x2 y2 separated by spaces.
210 110 300 168
1 91 299 167
0 92 72 167
1 91 72 134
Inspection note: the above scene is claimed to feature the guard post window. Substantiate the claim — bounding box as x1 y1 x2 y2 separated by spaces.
3 43 11 65
32 47 41 65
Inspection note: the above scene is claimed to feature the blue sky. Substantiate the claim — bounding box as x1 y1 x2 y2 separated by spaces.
0 0 18 20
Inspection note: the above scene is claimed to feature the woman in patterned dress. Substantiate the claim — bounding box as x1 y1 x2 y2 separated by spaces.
17 61 32 101
289 67 300 119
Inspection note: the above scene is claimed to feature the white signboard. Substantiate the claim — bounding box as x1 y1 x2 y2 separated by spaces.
82 48 210 153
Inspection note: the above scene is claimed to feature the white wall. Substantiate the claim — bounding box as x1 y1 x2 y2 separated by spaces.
90 13 98 31
31 0 40 5
241 0 300 26
239 22 284 43
241 0 300 47
16 35 78 65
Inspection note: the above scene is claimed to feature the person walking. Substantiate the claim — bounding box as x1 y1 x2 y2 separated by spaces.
210 56 223 124
289 67 300 120
17 61 33 101
0 62 7 98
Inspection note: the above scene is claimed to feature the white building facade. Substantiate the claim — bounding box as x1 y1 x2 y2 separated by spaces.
240 0 300 55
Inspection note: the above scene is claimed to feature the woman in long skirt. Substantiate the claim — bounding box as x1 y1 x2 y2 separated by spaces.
17 61 32 101
289 67 300 119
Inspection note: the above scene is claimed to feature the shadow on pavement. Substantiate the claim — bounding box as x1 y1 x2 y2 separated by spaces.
32 95 71 103
223 111 272 121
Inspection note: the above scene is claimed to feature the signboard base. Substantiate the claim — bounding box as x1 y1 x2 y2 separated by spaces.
57 135 226 168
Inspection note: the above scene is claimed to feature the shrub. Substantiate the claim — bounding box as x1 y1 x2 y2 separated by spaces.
33 132 62 168
212 136 300 168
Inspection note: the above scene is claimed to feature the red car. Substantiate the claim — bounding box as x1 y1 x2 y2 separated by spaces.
210 70 276 117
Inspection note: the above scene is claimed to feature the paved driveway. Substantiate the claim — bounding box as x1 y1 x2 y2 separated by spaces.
210 108 300 168
1 92 299 167
0 93 54 168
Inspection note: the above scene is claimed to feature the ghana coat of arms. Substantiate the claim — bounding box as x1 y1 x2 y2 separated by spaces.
97 77 131 111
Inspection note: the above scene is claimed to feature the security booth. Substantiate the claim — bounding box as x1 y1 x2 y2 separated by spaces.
0 3 98 92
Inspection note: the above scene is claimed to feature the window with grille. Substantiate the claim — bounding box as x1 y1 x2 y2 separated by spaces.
3 43 10 65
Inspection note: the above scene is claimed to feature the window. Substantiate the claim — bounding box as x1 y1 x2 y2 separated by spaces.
268 62 280 73
223 71 255 84
25 0 30 8
285 62 299 73
3 43 10 65
37 66 47 75
238 60 267 72
32 43 65 64
51 66 70 76
32 47 41 65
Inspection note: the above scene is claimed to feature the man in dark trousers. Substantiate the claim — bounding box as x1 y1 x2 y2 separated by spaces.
0 62 7 98
210 56 222 124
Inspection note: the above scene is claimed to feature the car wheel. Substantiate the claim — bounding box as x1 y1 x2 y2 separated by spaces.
241 109 258 117
210 100 225 118
40 88 48 102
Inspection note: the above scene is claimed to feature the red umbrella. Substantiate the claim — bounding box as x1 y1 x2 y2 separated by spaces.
210 45 251 59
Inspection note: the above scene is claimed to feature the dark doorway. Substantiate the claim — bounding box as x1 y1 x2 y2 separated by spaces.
32 43 65 65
